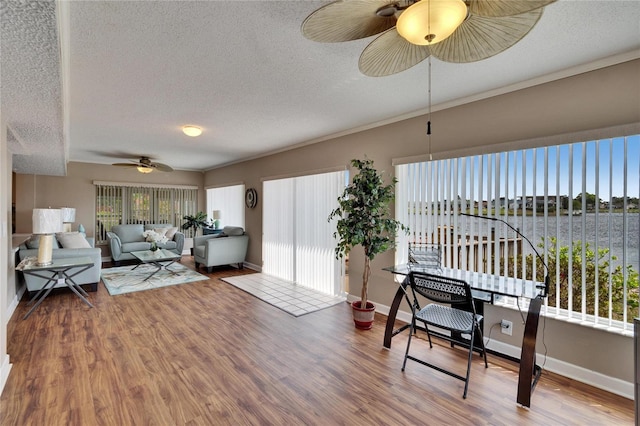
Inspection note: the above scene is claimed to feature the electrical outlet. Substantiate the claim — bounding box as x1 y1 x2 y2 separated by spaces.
501 319 513 336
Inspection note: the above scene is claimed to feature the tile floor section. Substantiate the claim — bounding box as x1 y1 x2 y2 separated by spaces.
221 273 346 317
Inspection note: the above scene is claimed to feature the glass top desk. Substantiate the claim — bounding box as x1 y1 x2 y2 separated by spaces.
383 264 546 407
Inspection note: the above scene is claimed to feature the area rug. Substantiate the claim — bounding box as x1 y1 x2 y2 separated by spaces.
101 263 208 295
221 273 345 317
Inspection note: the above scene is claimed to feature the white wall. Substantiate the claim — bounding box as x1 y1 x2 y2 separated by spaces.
1 114 14 393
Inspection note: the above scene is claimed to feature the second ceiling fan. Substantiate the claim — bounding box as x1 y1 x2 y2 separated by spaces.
112 156 174 174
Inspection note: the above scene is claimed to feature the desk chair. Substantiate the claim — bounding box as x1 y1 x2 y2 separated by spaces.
402 271 488 398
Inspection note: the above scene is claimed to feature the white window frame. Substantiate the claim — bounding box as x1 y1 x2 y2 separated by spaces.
395 135 640 335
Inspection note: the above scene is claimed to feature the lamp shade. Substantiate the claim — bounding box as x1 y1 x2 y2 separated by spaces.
397 0 467 46
61 207 76 223
32 209 64 234
212 210 221 220
137 166 153 174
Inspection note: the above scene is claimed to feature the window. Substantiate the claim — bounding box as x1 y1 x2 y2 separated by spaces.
396 135 639 334
95 182 198 243
262 170 346 296
206 184 245 229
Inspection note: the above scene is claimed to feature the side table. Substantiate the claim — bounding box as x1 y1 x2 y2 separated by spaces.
18 256 95 319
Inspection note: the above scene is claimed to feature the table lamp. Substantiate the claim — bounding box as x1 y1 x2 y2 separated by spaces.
212 210 221 229
61 207 76 232
32 208 63 266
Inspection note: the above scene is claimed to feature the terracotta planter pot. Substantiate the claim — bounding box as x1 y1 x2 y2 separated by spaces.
351 301 376 330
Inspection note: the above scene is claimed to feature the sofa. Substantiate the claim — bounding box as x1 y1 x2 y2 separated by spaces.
193 226 248 272
18 233 102 296
106 223 185 265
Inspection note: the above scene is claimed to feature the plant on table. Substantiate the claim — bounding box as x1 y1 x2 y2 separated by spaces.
328 158 407 329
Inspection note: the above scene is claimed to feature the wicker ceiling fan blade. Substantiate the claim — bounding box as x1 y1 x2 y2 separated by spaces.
112 156 174 172
302 0 402 42
112 162 139 168
429 9 543 63
469 0 556 17
359 28 431 77
152 162 174 172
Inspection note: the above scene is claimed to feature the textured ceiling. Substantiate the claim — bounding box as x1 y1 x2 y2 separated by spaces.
1 0 65 175
2 0 640 176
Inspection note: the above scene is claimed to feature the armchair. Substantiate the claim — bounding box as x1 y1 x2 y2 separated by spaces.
193 226 248 272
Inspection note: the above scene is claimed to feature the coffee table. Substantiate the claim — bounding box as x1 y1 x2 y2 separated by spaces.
131 249 182 282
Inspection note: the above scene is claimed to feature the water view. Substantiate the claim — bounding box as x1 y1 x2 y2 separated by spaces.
455 213 639 272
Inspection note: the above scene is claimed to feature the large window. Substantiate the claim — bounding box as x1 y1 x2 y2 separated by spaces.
206 184 245 229
95 182 198 242
262 170 346 296
396 135 639 334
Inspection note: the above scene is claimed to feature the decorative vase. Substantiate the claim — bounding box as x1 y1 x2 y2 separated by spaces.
351 300 376 330
150 242 158 252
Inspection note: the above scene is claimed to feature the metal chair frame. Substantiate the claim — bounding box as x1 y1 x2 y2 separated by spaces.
401 271 488 398
408 242 442 272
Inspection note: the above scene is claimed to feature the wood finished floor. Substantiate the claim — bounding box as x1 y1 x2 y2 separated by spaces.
1 258 634 425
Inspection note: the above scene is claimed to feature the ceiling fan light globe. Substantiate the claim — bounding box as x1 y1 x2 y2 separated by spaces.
137 166 153 174
397 0 467 46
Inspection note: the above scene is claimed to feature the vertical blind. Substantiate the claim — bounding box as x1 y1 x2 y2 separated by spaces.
262 170 346 296
206 184 245 229
95 182 198 242
396 135 639 334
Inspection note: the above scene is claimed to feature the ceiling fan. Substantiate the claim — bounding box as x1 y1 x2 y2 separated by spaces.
302 0 556 77
112 156 174 174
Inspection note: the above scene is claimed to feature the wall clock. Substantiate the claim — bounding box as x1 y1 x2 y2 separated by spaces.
245 188 258 208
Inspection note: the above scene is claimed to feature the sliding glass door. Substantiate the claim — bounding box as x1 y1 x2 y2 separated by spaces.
262 170 346 296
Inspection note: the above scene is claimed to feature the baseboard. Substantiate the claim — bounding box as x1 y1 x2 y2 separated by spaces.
355 295 634 400
6 284 26 323
242 262 261 272
486 339 634 400
0 354 12 397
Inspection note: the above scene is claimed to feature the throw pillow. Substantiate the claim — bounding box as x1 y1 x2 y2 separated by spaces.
222 226 244 236
25 236 40 249
165 227 179 239
56 232 91 249
153 227 169 237
26 235 61 249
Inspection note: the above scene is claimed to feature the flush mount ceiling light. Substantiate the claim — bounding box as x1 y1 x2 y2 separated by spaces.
302 0 556 77
182 125 202 137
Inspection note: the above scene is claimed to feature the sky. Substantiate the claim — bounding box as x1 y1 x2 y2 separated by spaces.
538 135 639 199
454 135 640 201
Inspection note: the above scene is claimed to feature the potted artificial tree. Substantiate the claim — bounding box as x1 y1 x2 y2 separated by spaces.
182 211 209 255
328 158 407 330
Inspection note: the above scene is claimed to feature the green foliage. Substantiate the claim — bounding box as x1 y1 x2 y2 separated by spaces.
328 158 407 261
328 158 408 305
182 211 209 236
507 237 639 323
573 192 599 209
